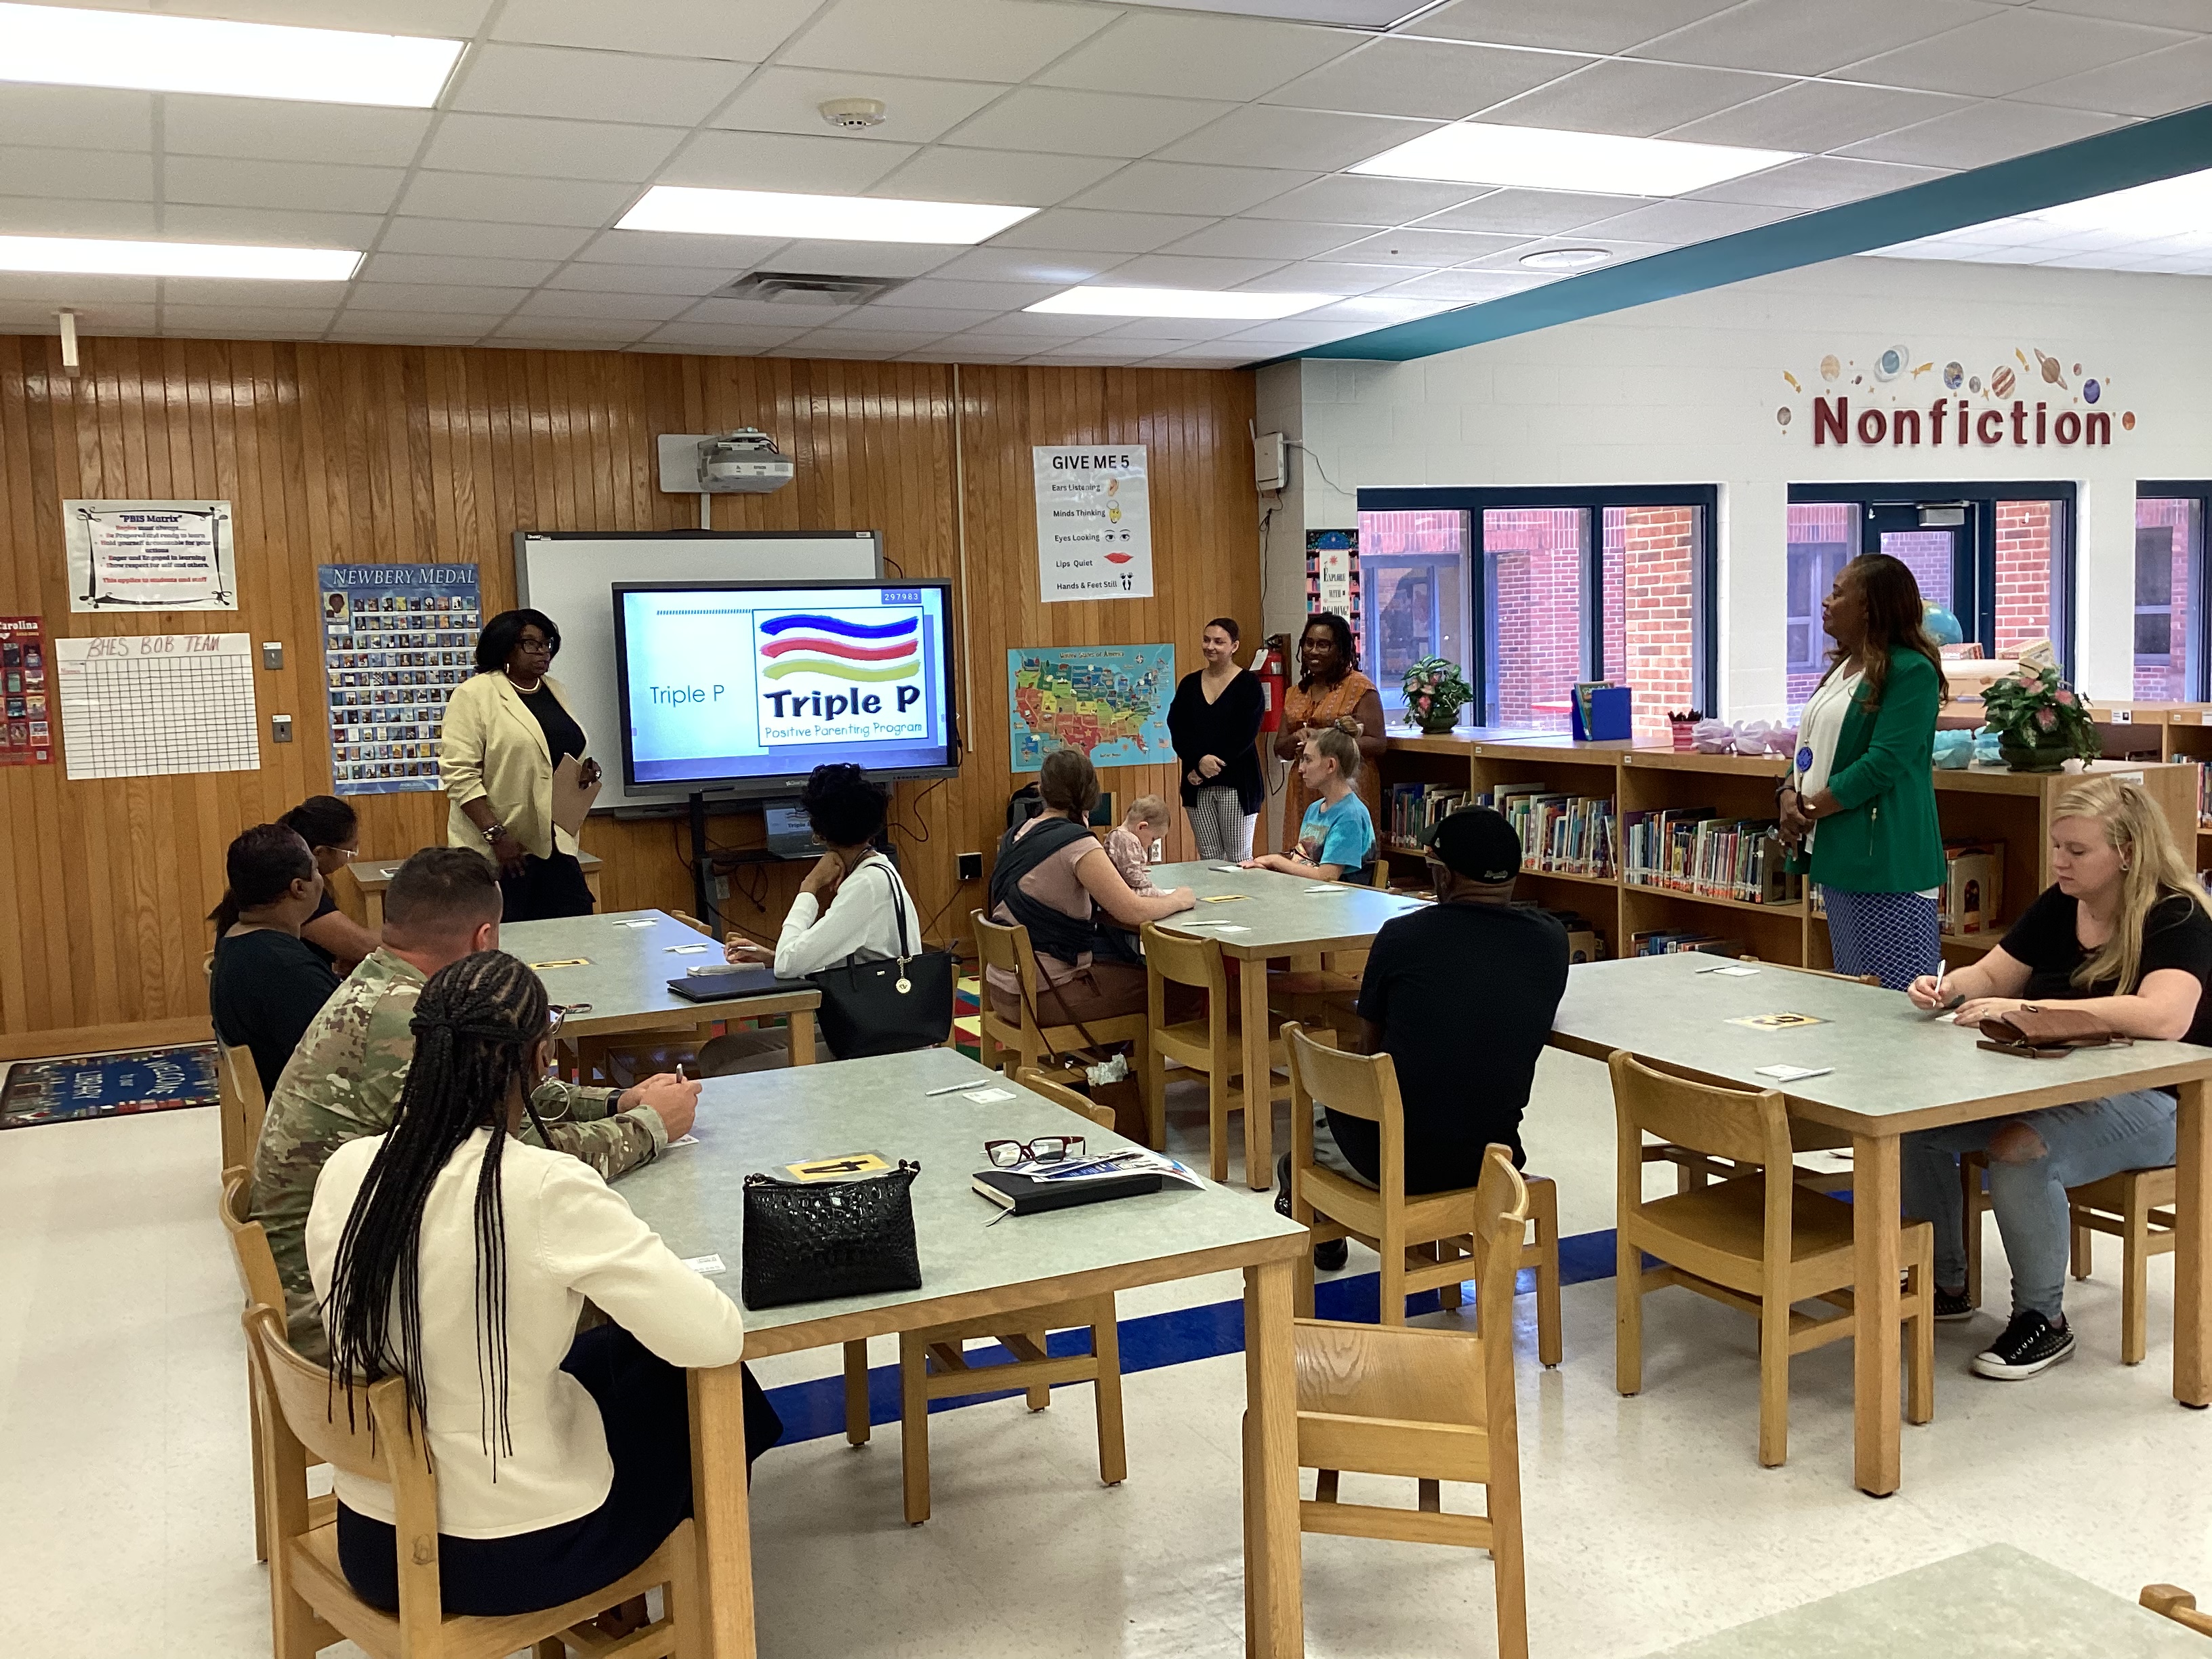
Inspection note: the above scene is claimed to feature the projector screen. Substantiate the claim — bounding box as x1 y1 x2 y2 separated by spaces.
612 579 958 792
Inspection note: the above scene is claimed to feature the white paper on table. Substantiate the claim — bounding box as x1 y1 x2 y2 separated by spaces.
1208 864 1244 873
964 1087 1015 1103
613 918 656 928
1700 964 1760 977
680 1253 726 1275
1305 884 1350 894
669 1134 700 1147
1753 1065 1832 1082
665 943 711 954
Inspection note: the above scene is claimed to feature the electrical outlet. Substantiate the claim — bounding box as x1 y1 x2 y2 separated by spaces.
270 714 293 743
261 640 283 670
957 851 982 881
710 874 731 902
1150 838 1164 862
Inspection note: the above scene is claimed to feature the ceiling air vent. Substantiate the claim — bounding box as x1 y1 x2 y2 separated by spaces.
718 271 906 306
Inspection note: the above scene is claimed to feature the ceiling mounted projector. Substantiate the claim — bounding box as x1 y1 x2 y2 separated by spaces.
657 428 796 495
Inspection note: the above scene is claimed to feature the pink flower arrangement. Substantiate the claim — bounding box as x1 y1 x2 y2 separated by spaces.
1978 653 2098 768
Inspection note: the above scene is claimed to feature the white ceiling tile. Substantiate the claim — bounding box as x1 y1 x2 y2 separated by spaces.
1158 218 1374 258
1315 227 1527 266
0 299 156 328
867 146 1125 207
710 68 1008 146
323 329 488 344
335 308 515 331
769 240 964 277
165 157 403 215
1456 234 1669 270
158 277 352 306
1661 81 1974 152
0 196 158 237
157 302 338 329
1067 162 1315 217
943 89 1233 159
182 0 491 34
1263 37 1582 121
1093 315 1252 341
658 130 917 194
1243 173 1482 224
1687 157 1951 209
162 98 433 167
1301 293 1460 323
1411 188 1651 234
1036 12 1355 100
1237 261 1410 295
359 252 564 286
0 85 150 151
951 312 1116 339
1631 0 2003 76
779 0 1117 81
989 207 1217 253
489 318 653 342
642 322 817 349
343 283 535 312
0 146 153 201
1411 0 1744 54
1837 9 2189 97
158 205 384 245
1839 100 2127 168
422 115 687 184
1156 105 1437 171
864 276 1067 308
491 0 814 58
783 327 950 351
573 229 790 267
398 172 637 227
0 272 157 302
1478 60 1795 138
449 44 753 126
1380 268 1551 299
2011 36 2212 117
2030 0 2212 23
1222 321 1364 346
1097 252 1294 287
544 262 737 295
377 218 594 260
155 322 332 340
920 247 1128 283
896 345 1033 361
687 295 861 325
815 304 1002 332
513 290 694 321
1574 198 1796 241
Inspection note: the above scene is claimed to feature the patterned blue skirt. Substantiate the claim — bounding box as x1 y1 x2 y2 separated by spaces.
1821 886 1941 991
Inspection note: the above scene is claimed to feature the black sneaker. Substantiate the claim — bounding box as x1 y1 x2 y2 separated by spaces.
1933 1286 1978 1322
1313 1237 1349 1272
1971 1310 2075 1380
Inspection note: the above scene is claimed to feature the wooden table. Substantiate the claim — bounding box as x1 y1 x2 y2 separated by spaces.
345 849 605 930
501 908 819 1061
1149 860 1429 1189
1643 1542 2209 1656
1551 952 2212 1496
615 1048 1313 1658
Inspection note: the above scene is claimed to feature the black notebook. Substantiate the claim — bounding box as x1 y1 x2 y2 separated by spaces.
666 966 813 1003
971 1166 1164 1216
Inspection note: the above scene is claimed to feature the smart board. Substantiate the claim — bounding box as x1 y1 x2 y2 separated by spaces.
513 531 878 806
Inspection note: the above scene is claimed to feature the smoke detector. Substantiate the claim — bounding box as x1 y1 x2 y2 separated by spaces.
820 97 886 130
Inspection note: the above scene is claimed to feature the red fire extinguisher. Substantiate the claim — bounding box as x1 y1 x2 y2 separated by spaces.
1254 636 1288 733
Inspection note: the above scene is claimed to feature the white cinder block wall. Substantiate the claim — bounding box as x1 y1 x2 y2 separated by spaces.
1265 255 2212 722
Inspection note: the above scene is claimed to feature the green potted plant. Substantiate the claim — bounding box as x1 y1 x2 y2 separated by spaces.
1978 651 2098 773
1401 656 1473 735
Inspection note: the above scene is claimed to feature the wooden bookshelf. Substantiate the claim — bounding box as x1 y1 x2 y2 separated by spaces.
1376 725 2199 971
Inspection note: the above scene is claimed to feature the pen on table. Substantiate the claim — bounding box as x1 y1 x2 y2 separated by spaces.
924 1081 977 1097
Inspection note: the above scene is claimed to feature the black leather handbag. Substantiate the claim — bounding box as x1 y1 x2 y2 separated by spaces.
740 1160 922 1310
808 865 955 1059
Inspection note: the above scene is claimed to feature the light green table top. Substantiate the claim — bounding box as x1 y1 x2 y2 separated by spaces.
1641 1544 2207 1657
1147 859 1429 960
1553 951 2212 1136
615 1046 1307 1355
501 908 817 1038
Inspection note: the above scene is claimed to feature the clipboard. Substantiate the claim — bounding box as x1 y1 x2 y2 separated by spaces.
552 753 602 838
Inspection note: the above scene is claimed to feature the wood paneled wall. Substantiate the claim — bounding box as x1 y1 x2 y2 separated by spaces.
0 335 1261 1052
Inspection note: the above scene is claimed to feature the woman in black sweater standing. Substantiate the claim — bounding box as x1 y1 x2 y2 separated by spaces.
1167 617 1266 861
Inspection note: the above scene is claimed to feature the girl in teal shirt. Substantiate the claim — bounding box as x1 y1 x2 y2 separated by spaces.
1246 724 1376 882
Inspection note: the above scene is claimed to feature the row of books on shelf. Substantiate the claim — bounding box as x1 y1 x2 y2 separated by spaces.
1620 808 1802 905
1384 778 1621 878
1630 930 1744 958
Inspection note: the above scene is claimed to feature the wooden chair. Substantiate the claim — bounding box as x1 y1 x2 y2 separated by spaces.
1961 1151 2175 1364
216 1038 269 1175
1264 1145 1532 1659
2144 1584 2212 1637
243 1303 696 1659
577 910 721 1086
1142 922 1309 1181
1283 1023 1563 1364
222 1167 335 1564
970 910 1149 1123
1610 1050 1935 1467
1012 1065 1116 1130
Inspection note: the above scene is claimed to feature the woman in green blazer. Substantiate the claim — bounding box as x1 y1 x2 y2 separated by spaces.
1780 553 1949 989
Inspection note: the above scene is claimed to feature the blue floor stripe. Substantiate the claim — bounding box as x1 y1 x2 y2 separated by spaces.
764 1225 1625 1446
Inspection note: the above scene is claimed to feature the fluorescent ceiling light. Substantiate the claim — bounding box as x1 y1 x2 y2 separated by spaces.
1867 167 2212 272
0 236 361 281
619 186 1036 245
0 2 463 107
1352 122 1797 197
1027 287 1336 319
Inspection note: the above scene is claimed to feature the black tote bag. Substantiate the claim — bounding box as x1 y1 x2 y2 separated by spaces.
807 864 955 1059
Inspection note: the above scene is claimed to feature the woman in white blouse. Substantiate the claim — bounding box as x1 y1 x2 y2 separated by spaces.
706 764 920 1071
308 949 778 1619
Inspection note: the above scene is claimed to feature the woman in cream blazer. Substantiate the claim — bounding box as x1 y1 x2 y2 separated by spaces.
442 608 598 922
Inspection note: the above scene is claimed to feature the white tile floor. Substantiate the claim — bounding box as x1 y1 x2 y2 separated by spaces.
1 1048 2204 1658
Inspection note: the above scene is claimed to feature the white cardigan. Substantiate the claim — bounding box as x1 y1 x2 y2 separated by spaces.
773 853 920 979
306 1127 744 1539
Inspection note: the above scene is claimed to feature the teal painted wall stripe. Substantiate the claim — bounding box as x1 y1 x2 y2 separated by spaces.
1292 100 2212 365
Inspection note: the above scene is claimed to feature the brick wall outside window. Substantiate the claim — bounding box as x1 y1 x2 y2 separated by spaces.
1993 500 2055 656
2134 497 2196 700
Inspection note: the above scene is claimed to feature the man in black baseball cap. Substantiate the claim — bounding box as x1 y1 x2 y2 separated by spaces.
1282 805 1573 1273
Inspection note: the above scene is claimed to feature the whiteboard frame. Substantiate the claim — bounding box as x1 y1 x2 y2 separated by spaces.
513 529 880 808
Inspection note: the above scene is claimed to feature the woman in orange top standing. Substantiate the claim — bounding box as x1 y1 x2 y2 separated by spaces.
1275 613 1387 857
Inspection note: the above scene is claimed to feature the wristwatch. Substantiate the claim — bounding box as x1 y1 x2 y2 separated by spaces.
483 821 510 844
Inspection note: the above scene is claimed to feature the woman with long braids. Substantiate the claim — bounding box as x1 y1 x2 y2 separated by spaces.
306 949 779 1618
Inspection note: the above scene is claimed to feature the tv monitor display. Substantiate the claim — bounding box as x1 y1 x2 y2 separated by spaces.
613 579 957 791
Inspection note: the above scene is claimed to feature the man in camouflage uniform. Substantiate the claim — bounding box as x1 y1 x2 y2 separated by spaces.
252 847 698 1358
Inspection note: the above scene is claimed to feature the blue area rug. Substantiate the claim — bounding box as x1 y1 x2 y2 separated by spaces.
0 1044 218 1129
